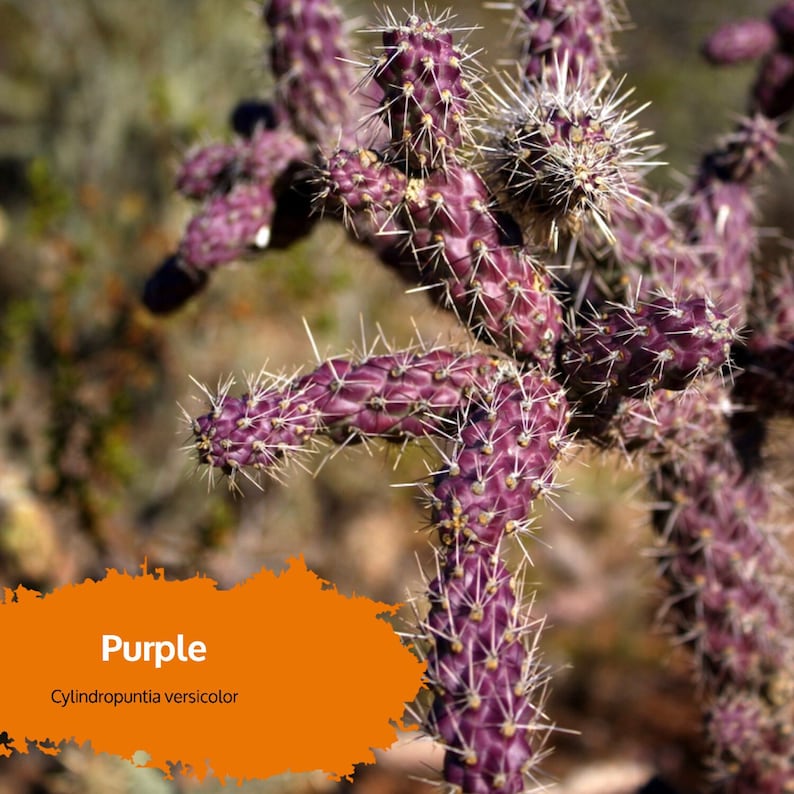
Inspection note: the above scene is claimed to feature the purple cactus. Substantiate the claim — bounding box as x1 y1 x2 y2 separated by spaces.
365 10 474 171
176 141 242 200
144 125 312 312
708 691 794 791
559 295 734 401
178 182 276 270
652 446 785 690
420 548 552 794
516 0 626 87
419 369 569 794
143 0 794 790
428 370 569 548
679 115 781 324
264 0 363 146
399 164 564 364
575 376 729 456
703 4 794 120
601 189 708 301
190 349 506 480
650 435 794 792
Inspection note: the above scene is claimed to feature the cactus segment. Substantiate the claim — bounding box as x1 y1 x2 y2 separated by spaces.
559 296 734 402
367 10 473 171
190 350 506 480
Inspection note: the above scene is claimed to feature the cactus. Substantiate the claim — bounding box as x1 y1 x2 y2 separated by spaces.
143 0 794 791
419 369 568 794
516 0 626 87
190 349 505 482
364 9 474 172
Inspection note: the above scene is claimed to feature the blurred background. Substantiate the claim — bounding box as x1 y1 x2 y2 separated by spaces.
0 0 792 792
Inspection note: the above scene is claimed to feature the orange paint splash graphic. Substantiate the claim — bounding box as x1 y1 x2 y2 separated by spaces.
0 557 425 783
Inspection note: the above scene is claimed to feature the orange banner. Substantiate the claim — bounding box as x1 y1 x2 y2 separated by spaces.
0 557 425 783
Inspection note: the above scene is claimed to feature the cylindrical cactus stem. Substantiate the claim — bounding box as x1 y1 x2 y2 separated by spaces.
651 440 794 788
685 181 756 323
480 69 654 248
243 126 313 187
558 295 735 403
571 375 730 457
189 349 509 482
176 141 242 200
702 18 777 66
145 118 314 314
427 370 570 549
420 543 551 794
694 114 780 186
264 0 364 147
700 6 794 119
318 148 409 228
515 0 626 88
587 115 776 315
297 349 505 445
683 115 781 323
178 181 276 271
652 448 787 690
596 189 708 302
366 10 473 172
317 153 563 362
416 368 569 793
176 126 310 203
401 163 564 365
175 127 311 273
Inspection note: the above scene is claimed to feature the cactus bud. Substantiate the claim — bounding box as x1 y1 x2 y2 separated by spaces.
702 19 777 65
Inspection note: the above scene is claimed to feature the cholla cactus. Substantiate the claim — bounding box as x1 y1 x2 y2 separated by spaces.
143 0 794 791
